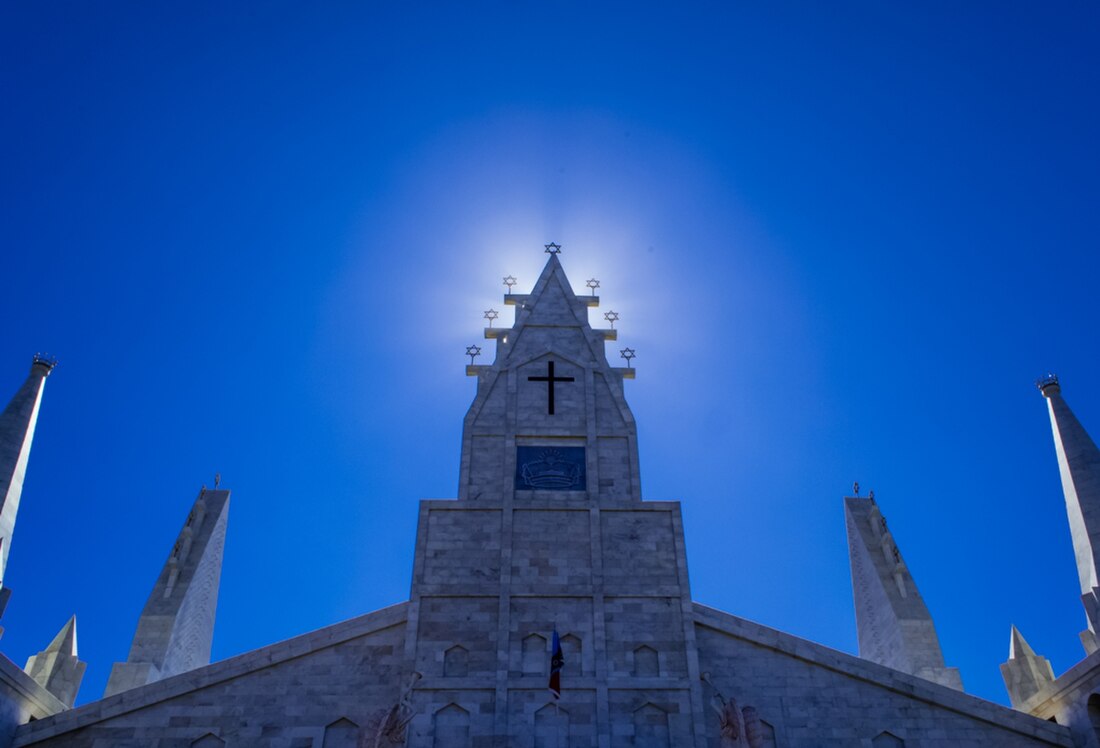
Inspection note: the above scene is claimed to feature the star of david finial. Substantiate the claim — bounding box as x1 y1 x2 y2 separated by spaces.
503 275 517 293
466 345 482 365
853 481 860 497
544 242 562 254
604 310 619 328
483 309 500 328
585 278 600 295
620 347 636 368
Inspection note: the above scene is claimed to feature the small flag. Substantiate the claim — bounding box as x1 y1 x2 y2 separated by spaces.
549 629 564 700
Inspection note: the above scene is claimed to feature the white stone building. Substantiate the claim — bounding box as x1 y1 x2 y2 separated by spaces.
0 250 1094 746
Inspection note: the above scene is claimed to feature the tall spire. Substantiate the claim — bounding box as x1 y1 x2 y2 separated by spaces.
1038 374 1100 653
0 355 56 620
24 615 86 708
844 493 963 690
999 625 1054 708
460 248 640 504
104 486 230 697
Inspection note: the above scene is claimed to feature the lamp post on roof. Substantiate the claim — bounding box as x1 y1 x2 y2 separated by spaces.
503 275 517 293
586 278 600 295
466 345 482 366
620 348 635 369
544 242 562 254
483 309 499 328
604 311 619 329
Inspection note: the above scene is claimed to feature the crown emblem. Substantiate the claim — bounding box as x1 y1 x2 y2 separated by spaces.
520 448 583 490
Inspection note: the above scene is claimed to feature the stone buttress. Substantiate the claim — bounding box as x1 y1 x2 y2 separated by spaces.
1000 625 1054 709
845 494 963 690
23 616 85 708
104 487 230 697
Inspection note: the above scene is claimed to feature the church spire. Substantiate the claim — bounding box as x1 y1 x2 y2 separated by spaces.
104 486 230 697
1038 374 1100 653
459 246 639 503
844 492 963 690
1000 624 1054 708
24 615 86 708
0 355 56 619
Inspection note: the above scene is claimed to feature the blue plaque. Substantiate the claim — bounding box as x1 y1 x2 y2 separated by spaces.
515 446 586 491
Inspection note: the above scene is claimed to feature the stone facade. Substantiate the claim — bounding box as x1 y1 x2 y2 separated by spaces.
0 254 1085 746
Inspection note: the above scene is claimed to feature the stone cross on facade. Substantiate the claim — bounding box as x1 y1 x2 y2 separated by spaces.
527 360 574 415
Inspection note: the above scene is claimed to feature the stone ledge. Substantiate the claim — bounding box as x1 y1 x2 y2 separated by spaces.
12 602 409 747
693 603 1073 746
505 294 599 308
0 653 66 716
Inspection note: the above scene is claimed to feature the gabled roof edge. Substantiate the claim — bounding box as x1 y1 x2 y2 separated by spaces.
13 602 409 747
692 603 1071 746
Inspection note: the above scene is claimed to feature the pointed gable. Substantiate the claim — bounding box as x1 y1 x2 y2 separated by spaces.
459 251 640 503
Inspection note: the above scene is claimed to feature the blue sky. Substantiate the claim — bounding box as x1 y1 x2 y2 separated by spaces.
1 2 1098 707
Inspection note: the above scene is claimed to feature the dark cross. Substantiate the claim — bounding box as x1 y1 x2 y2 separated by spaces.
528 360 574 415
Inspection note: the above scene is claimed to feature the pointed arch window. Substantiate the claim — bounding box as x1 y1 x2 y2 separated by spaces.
433 703 470 748
523 633 547 675
632 645 659 677
444 644 469 677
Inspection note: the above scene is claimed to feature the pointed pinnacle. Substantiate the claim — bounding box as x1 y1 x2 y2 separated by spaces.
1009 624 1036 660
46 615 78 656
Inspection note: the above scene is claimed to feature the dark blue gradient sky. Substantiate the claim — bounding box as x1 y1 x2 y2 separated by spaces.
2 2 1099 706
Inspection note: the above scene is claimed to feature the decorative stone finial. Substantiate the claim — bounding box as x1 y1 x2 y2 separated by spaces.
604 310 619 329
544 242 562 254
